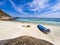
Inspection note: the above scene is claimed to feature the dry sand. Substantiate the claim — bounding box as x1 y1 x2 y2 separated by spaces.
0 21 60 45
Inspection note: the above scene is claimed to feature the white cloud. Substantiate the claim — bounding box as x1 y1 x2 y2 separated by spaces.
39 0 60 16
51 3 60 12
39 11 60 18
9 0 49 13
9 0 60 18
48 2 60 13
27 0 49 11
9 0 18 10
9 0 29 15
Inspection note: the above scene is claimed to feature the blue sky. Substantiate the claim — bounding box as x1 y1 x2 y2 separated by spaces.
0 0 60 18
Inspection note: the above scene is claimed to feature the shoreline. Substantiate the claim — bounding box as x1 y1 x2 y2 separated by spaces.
0 21 60 45
12 20 60 26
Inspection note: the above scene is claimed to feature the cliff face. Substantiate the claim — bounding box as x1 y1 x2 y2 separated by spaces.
0 10 13 20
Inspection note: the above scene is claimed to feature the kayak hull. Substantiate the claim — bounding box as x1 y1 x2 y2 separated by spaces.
37 25 50 34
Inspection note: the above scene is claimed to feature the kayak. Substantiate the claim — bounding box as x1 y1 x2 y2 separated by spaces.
37 25 50 34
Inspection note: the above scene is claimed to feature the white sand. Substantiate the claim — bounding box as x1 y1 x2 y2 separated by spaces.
0 21 60 45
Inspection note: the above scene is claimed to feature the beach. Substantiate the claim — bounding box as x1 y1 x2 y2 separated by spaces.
0 21 60 45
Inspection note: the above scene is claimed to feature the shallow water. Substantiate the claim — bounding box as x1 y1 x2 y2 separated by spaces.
14 18 60 26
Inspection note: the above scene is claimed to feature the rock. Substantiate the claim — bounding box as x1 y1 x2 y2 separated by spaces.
0 10 13 21
0 36 54 45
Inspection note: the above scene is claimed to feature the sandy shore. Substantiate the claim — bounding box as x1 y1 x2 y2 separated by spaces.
0 21 60 45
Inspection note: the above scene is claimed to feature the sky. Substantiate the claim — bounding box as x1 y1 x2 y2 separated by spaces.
0 0 60 18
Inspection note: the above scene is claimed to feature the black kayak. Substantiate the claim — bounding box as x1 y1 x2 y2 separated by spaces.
37 25 50 34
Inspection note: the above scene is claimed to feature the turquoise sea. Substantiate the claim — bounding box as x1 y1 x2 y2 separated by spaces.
14 18 60 26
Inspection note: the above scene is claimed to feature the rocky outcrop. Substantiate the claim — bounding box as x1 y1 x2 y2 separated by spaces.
0 36 54 45
0 10 13 21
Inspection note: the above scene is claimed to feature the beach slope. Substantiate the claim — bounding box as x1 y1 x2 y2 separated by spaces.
0 21 60 45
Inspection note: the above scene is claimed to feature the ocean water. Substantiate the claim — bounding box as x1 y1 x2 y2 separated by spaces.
14 18 60 25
